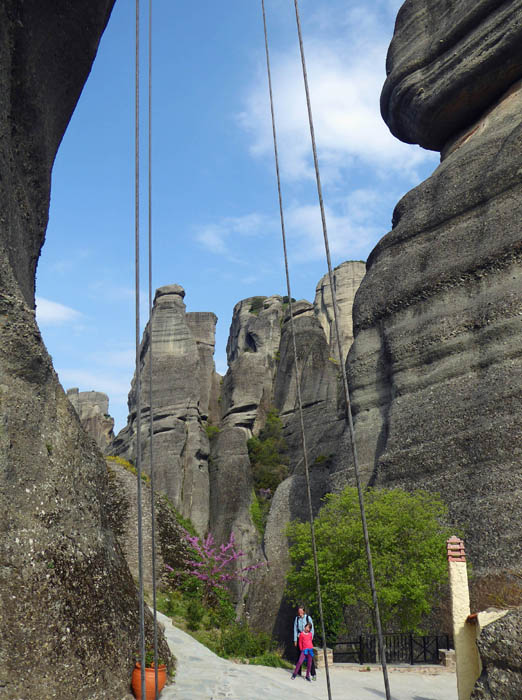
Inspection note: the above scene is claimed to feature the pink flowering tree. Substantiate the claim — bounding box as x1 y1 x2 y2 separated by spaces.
166 530 266 604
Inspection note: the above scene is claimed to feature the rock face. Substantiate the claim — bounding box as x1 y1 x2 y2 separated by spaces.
314 261 366 363
381 0 522 150
348 0 522 585
111 285 219 535
471 607 522 699
67 388 115 452
0 2 166 698
106 458 191 594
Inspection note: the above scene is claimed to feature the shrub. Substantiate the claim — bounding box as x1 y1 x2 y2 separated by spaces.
247 409 288 492
248 297 265 315
219 621 274 658
186 598 205 630
250 492 271 537
205 423 220 440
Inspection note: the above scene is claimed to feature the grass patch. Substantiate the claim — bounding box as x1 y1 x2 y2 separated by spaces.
106 455 150 483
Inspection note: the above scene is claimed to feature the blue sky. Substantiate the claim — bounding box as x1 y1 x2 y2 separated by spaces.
36 0 438 433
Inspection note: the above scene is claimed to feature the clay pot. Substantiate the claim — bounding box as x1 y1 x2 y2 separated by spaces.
131 663 167 699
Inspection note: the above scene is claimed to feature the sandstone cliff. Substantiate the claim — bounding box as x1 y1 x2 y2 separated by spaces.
314 260 366 364
111 285 219 535
67 388 115 452
348 0 522 584
0 2 164 698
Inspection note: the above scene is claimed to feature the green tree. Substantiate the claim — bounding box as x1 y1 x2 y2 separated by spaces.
286 487 454 641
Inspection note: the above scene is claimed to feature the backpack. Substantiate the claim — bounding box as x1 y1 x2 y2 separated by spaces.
295 614 311 631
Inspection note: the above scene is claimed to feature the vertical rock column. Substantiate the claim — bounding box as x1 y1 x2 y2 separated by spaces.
111 285 215 535
67 388 115 452
314 260 366 364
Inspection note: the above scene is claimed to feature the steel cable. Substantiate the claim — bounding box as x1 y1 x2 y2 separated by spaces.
134 1 146 698
261 3 332 698
292 1 391 697
147 0 160 697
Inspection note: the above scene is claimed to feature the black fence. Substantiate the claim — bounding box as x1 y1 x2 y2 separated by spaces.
332 633 453 665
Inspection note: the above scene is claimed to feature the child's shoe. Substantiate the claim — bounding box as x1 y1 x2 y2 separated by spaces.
306 676 311 682
291 674 296 680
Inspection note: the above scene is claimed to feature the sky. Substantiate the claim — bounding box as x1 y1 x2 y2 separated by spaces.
35 0 439 433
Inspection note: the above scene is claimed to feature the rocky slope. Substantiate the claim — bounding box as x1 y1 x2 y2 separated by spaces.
0 2 168 698
349 0 522 582
67 388 115 452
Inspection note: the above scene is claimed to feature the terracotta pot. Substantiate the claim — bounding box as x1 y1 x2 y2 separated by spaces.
131 663 167 699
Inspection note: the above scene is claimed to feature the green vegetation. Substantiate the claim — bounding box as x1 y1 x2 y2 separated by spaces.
106 454 150 483
250 491 271 537
247 409 288 537
204 423 220 440
281 296 296 313
159 573 287 666
247 409 288 492
159 496 198 537
286 486 454 642
248 297 265 315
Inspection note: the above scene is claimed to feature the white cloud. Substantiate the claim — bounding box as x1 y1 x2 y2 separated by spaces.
93 348 136 369
237 7 436 186
35 297 83 326
284 197 380 263
195 213 276 258
57 369 130 404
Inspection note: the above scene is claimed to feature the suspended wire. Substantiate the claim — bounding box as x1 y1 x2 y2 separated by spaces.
292 1 391 698
134 1 146 699
147 0 160 697
260 3 332 698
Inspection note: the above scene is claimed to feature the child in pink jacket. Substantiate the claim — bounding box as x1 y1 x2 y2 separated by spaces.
291 622 314 681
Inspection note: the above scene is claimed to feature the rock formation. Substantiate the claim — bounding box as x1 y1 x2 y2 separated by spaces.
111 285 219 535
314 260 366 363
348 0 522 586
106 457 190 594
0 2 171 697
471 607 522 699
111 272 365 621
67 388 115 452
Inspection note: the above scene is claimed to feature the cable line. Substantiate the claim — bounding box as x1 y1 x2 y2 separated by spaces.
292 1 391 698
146 0 161 697
260 3 332 698
134 1 146 699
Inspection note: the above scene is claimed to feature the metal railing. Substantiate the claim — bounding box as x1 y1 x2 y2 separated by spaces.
332 633 453 665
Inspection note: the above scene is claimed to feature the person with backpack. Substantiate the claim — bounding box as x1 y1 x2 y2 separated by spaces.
293 606 316 680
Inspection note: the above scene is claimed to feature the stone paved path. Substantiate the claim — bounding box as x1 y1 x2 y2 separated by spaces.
157 611 457 700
